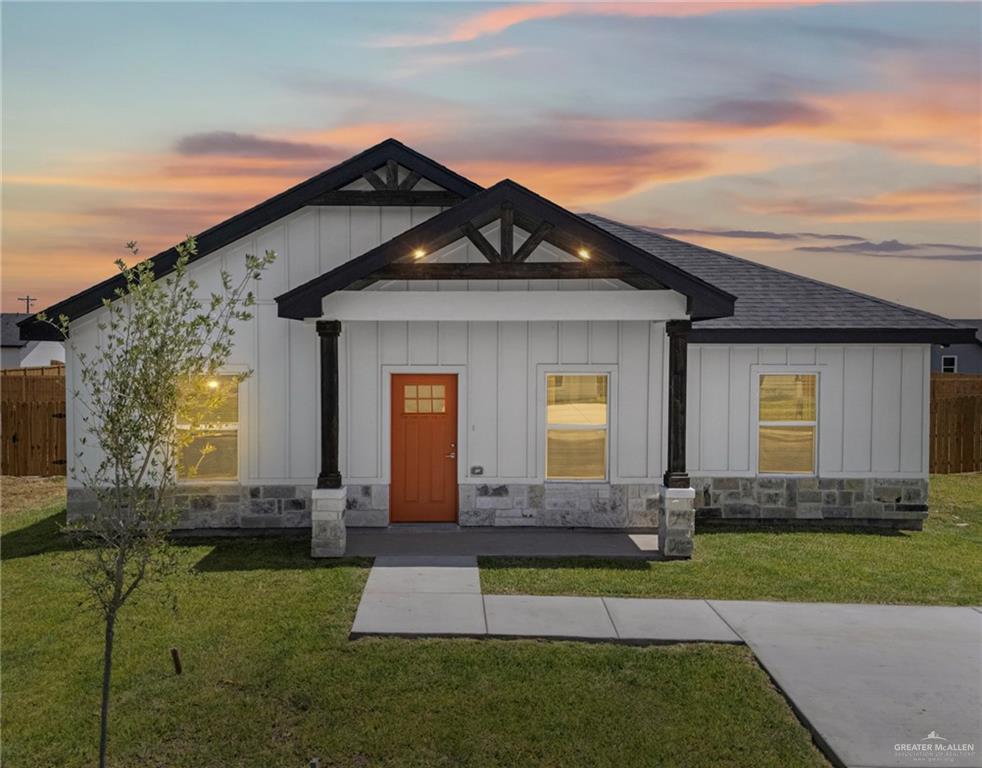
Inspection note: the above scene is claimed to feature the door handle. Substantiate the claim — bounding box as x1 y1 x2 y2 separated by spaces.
446 442 456 459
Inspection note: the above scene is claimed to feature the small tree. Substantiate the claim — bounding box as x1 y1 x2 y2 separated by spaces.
41 237 274 768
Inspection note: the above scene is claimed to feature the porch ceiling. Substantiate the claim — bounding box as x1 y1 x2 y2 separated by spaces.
317 290 689 322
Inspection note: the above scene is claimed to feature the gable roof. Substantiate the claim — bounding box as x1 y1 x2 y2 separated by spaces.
275 179 737 321
584 215 977 345
2 313 30 347
18 139 483 341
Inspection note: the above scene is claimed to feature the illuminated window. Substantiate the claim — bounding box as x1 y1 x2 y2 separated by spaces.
546 374 608 480
177 375 239 481
758 374 817 474
403 383 446 414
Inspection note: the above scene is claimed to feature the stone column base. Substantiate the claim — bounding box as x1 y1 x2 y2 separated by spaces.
311 487 347 557
659 485 695 559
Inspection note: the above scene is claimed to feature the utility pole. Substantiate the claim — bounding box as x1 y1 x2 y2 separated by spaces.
17 295 36 313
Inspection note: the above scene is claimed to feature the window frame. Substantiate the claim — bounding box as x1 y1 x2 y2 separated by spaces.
175 370 244 485
941 355 958 374
542 369 612 483
752 368 820 477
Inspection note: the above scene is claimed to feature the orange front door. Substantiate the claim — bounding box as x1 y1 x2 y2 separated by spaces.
391 374 458 523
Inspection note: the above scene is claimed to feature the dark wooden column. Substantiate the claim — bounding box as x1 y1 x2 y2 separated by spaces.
316 320 342 489
663 320 691 488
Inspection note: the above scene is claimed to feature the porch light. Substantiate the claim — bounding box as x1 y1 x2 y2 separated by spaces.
413 248 426 260
577 248 591 260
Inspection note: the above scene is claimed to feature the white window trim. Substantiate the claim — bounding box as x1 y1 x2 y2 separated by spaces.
176 367 247 485
941 355 958 373
538 366 616 483
750 366 821 478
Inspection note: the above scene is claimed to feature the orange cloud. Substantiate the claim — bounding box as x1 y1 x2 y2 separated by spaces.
743 181 981 222
373 1 836 47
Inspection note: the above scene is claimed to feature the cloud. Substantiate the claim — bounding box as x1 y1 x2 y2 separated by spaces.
649 226 862 241
795 239 982 261
695 99 829 128
743 181 981 222
372 1 834 48
393 47 522 79
175 131 331 159
631 223 981 262
796 238 915 253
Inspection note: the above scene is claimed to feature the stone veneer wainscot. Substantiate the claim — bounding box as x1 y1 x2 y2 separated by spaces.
690 476 929 529
67 484 314 529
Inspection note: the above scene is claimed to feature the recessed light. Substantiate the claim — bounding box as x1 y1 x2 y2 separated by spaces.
577 248 590 260
413 248 426 259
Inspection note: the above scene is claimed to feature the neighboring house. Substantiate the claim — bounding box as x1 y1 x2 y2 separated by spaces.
19 140 975 557
931 320 982 374
1 312 64 369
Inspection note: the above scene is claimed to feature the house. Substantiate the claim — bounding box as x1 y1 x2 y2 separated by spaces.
931 320 982 374
2 313 64 369
18 139 976 557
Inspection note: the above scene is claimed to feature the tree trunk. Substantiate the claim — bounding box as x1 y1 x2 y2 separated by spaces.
99 610 117 768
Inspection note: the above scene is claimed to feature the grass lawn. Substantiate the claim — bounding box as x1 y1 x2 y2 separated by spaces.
1 476 828 768
482 475 982 605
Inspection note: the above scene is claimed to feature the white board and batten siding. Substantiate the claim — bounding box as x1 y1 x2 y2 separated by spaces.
340 319 668 485
686 343 931 479
65 201 670 487
65 203 441 487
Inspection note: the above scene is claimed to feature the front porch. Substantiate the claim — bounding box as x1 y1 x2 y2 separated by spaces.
274 179 733 560
345 525 661 559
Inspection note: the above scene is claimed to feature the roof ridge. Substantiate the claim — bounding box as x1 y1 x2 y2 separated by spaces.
582 213 966 331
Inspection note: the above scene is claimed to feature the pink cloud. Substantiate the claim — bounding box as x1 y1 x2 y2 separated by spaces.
373 1 836 48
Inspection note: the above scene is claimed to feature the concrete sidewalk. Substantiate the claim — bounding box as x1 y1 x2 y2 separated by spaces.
351 556 982 768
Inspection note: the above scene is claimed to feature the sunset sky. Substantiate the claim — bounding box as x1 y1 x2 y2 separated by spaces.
2 1 980 317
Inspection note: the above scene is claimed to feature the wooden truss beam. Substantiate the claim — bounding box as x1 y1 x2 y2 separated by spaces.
368 262 646 282
398 170 421 190
361 169 388 191
513 220 554 262
499 203 514 261
462 222 501 263
308 190 463 207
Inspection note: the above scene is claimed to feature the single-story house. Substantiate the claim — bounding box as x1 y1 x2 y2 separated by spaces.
2 313 64 369
19 139 976 557
932 320 982 374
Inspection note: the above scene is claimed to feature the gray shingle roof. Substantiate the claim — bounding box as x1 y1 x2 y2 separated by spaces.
584 214 974 343
2 313 29 347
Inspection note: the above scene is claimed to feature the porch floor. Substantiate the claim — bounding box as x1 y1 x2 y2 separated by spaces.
346 526 662 559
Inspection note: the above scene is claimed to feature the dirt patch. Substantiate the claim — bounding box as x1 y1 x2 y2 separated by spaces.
1 476 66 518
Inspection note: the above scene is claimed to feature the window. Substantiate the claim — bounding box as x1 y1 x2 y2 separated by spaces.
546 374 608 480
177 375 239 481
403 383 446 414
941 355 958 374
758 373 817 474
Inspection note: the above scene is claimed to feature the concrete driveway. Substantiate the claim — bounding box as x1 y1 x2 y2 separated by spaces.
710 601 982 768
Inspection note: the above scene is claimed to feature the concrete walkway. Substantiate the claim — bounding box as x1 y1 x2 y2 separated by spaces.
352 555 737 642
352 556 982 768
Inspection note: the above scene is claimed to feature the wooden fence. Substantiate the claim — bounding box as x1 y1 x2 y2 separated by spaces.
1 366 67 476
930 373 982 474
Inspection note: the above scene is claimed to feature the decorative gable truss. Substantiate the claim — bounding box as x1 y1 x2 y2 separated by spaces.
18 138 482 340
311 158 465 208
276 179 736 320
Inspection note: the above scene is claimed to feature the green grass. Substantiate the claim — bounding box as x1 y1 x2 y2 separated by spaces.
482 475 982 605
1 478 828 767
